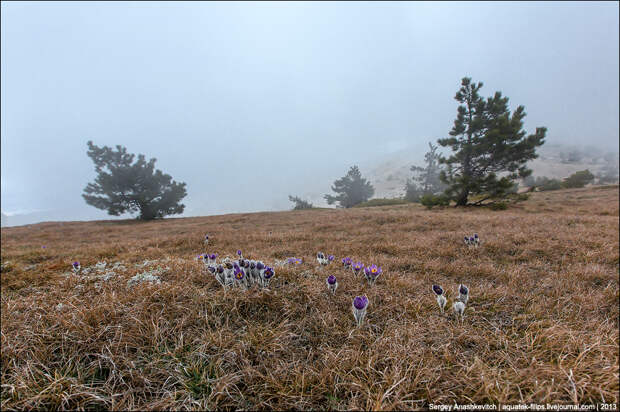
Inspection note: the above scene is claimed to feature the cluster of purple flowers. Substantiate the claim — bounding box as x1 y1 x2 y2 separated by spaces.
339 258 382 286
206 256 275 290
316 252 335 266
464 233 480 248
198 253 218 266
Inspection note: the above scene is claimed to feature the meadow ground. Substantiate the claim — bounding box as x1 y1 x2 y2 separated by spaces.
1 186 618 410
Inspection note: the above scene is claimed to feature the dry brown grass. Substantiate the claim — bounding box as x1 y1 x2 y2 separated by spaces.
1 186 618 410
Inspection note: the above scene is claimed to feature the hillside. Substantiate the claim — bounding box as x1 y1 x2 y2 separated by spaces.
310 143 620 202
1 186 618 409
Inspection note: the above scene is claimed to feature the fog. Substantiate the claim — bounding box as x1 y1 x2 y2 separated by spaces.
1 2 618 226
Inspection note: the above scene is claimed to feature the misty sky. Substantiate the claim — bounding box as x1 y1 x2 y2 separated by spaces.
1 1 618 222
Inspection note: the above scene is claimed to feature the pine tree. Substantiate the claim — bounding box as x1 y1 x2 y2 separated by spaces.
438 77 547 206
288 195 314 210
405 142 446 201
82 141 187 220
324 165 375 208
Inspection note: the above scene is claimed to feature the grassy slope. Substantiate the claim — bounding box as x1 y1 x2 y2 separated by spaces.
1 186 618 410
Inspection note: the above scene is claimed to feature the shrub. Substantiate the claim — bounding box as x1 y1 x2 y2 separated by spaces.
562 170 595 189
488 201 508 210
419 194 450 209
535 176 562 191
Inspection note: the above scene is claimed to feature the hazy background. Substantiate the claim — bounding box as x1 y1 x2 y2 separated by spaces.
2 1 619 226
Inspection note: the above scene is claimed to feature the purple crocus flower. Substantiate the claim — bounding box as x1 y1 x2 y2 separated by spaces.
352 262 364 275
204 235 209 244
256 262 265 270
458 284 469 304
469 236 475 244
364 264 382 285
342 257 352 268
352 295 369 327
72 261 81 274
237 249 242 257
234 267 245 286
353 295 368 310
287 257 302 265
432 284 447 313
261 266 275 288
326 275 338 294
464 236 470 245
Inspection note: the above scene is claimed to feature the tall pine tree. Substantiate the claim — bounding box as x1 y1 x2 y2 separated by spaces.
438 77 546 206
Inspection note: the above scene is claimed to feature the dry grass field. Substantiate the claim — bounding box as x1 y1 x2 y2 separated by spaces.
1 186 618 410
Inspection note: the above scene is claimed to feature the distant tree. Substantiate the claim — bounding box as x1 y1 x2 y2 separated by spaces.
324 165 375 208
83 141 187 220
288 195 313 210
405 142 446 202
404 180 423 203
562 169 594 189
534 176 562 191
438 77 547 206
